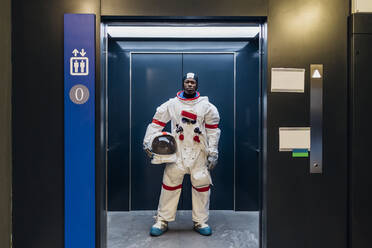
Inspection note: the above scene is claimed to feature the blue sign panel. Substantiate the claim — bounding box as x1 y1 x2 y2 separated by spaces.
64 14 95 248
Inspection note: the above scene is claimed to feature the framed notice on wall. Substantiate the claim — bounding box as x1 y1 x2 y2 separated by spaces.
279 127 311 151
271 68 305 93
353 0 372 13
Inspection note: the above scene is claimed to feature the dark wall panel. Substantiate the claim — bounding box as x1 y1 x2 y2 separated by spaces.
350 33 372 248
12 1 101 248
102 0 267 16
350 14 372 248
0 0 12 246
266 0 349 247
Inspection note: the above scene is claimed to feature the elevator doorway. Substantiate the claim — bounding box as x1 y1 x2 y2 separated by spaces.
107 39 260 211
131 52 234 210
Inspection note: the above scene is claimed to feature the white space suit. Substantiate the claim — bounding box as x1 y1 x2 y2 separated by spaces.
143 91 221 224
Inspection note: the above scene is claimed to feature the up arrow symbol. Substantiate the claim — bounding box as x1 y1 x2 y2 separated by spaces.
80 49 87 57
312 69 322 78
72 49 79 56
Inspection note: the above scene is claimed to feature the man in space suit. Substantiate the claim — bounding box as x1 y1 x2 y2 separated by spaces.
143 72 221 237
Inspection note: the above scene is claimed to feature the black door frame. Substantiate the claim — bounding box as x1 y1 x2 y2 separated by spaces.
99 17 268 248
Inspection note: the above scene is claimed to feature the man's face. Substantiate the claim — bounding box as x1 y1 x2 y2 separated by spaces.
183 79 197 95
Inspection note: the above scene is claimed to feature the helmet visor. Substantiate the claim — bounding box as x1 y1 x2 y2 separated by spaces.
152 135 177 155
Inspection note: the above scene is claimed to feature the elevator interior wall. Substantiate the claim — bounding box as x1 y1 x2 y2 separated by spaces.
107 39 260 211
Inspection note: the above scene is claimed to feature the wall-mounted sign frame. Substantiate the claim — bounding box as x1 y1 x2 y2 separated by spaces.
279 127 311 152
271 68 305 93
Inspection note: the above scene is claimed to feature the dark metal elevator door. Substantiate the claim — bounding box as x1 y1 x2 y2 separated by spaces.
131 53 182 210
131 53 234 210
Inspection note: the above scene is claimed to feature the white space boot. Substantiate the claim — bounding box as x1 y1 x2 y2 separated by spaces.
150 218 168 236
193 222 212 236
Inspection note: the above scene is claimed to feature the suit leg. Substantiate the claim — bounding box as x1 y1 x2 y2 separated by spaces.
157 162 186 222
190 159 211 224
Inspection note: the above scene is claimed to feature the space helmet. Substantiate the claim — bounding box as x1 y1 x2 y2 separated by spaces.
149 132 177 164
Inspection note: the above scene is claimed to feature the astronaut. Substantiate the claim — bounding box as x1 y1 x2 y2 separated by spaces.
143 72 221 237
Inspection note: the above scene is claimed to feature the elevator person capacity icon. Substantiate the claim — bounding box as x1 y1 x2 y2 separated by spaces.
70 49 89 75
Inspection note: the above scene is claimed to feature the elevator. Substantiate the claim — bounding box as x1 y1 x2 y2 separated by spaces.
106 25 262 212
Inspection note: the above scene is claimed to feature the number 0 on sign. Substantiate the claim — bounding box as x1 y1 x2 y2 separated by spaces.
69 84 90 104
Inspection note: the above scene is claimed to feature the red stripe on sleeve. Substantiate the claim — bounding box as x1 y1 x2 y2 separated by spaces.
192 185 210 192
152 119 166 127
162 183 182 191
205 123 219 129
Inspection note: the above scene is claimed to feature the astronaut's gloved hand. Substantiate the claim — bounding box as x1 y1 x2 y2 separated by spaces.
207 154 218 170
144 148 154 159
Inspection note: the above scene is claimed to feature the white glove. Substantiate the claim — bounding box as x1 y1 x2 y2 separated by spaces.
207 155 218 170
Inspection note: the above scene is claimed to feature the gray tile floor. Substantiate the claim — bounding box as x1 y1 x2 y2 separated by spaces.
108 211 259 248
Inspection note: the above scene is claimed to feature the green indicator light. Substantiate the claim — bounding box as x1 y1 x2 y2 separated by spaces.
292 152 309 157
